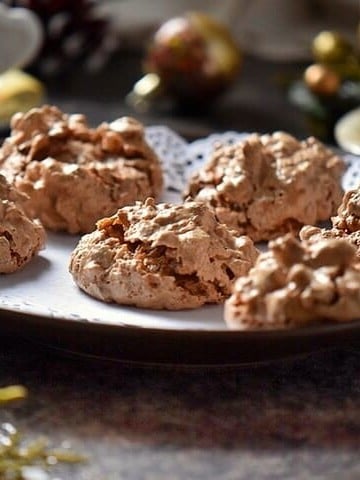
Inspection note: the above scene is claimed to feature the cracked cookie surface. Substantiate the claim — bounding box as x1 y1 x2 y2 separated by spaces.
185 132 344 242
0 105 163 234
0 175 45 273
69 198 259 310
301 189 360 258
225 234 360 330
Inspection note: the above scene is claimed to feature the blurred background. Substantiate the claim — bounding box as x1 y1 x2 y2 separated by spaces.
101 0 358 60
0 0 359 142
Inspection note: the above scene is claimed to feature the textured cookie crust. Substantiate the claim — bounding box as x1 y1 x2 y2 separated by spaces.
225 234 360 330
185 132 344 241
0 105 163 233
334 189 360 232
0 175 45 273
69 198 259 310
300 189 360 258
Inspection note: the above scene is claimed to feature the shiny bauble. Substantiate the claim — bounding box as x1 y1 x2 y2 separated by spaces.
312 31 352 64
0 69 44 127
304 64 340 96
136 12 242 106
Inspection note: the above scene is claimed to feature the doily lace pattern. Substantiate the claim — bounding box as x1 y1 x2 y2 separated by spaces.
146 127 359 196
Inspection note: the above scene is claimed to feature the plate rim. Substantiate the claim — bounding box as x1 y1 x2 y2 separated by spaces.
1 305 359 366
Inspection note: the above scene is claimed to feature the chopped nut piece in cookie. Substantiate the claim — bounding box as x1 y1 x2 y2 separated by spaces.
0 105 163 234
334 189 360 232
185 132 344 241
300 189 360 258
225 234 360 330
69 198 259 310
0 175 45 273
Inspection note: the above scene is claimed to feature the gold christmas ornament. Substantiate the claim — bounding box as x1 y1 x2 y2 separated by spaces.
128 12 242 109
304 64 340 96
0 69 45 127
312 31 352 64
289 27 360 142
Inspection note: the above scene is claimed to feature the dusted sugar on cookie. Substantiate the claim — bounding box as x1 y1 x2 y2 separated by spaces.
225 234 360 330
0 105 163 234
0 175 45 273
69 198 259 310
185 132 344 241
301 189 360 258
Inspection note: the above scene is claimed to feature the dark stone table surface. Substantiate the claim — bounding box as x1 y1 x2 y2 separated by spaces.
1 339 359 480
1 53 359 479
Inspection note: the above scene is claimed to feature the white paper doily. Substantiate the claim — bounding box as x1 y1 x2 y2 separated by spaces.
146 127 360 194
